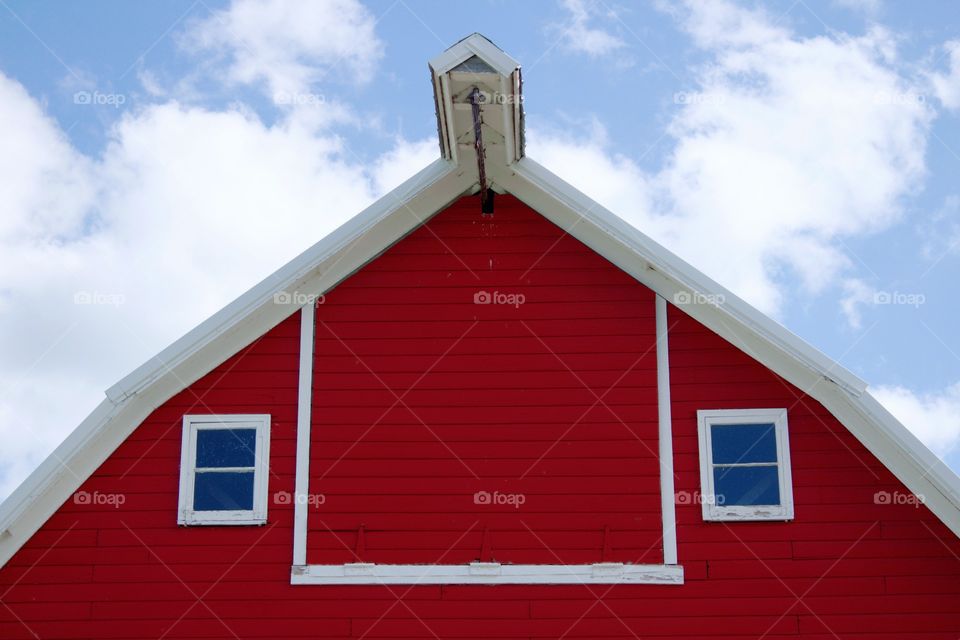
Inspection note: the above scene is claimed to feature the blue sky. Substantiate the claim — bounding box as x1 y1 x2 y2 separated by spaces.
0 0 958 497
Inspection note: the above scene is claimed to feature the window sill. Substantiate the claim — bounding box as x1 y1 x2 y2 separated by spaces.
703 505 794 522
178 513 266 526
290 562 684 585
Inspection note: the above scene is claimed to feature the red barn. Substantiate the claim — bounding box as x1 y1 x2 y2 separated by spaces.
2 34 959 639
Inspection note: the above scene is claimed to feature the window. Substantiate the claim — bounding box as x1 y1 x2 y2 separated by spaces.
696 409 794 521
178 414 271 525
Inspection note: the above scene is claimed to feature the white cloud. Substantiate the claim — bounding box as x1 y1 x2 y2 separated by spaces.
180 0 383 97
0 75 96 248
0 69 434 498
553 0 626 58
874 383 960 457
0 73 105 497
533 0 933 317
666 0 784 50
839 278 878 330
370 137 442 195
529 117 655 217
929 40 960 111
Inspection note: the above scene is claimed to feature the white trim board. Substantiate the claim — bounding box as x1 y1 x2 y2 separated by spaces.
488 158 866 395
428 33 519 78
656 296 678 564
292 305 315 565
106 158 470 404
291 563 683 585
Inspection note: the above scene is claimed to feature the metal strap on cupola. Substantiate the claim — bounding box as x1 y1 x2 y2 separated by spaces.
468 86 494 214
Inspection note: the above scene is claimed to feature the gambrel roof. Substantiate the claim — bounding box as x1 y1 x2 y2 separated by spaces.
1 33 958 567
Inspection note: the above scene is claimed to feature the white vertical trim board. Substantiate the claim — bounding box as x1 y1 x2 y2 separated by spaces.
293 304 315 566
656 296 678 565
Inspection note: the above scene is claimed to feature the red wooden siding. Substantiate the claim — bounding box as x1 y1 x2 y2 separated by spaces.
0 194 958 639
308 196 661 564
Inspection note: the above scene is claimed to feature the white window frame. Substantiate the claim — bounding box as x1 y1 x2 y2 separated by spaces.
178 414 271 526
697 408 794 522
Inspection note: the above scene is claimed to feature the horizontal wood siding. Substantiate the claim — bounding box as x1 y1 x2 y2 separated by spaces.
1 195 959 639
308 195 661 565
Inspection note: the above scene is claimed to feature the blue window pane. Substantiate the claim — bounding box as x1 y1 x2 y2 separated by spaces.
193 471 255 511
711 424 777 464
714 466 780 506
196 429 256 468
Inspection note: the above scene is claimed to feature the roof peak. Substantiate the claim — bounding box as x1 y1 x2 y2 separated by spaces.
429 33 518 76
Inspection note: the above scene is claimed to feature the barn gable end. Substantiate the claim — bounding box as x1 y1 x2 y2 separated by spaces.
1 31 960 639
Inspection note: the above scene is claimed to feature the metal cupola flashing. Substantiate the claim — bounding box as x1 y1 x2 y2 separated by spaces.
429 33 524 215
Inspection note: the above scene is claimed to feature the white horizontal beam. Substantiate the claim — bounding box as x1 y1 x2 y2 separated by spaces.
291 562 683 585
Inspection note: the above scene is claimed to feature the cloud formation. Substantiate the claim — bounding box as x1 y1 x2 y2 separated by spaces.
180 0 384 97
535 0 960 461
873 383 960 458
553 0 626 58
535 0 932 316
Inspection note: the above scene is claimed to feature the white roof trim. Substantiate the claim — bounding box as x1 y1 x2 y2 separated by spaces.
488 157 960 537
2 33 959 570
428 33 519 78
492 158 867 396
107 157 467 403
